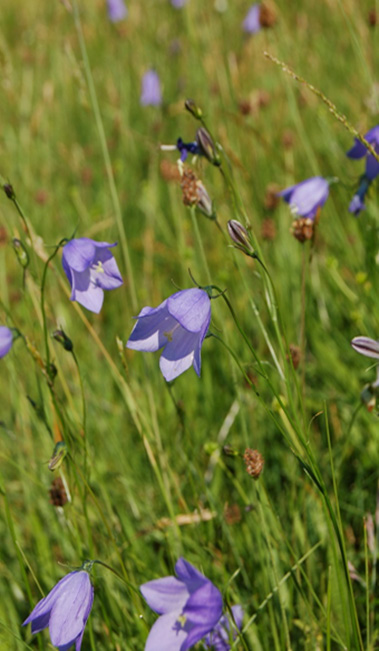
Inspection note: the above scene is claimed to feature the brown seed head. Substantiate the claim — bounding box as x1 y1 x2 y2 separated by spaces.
259 3 277 28
291 217 314 243
244 448 264 479
49 477 68 507
368 9 377 26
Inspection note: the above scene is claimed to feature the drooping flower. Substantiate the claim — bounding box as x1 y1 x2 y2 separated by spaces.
242 4 261 33
351 336 379 360
62 238 123 314
140 557 223 651
106 0 128 22
278 176 330 220
0 326 13 358
204 605 244 651
346 125 379 181
140 70 162 107
23 568 94 651
126 288 211 381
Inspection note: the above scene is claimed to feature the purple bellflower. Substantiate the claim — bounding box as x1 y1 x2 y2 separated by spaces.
347 125 379 181
351 336 379 360
140 70 162 107
23 569 94 651
242 4 261 33
62 238 123 314
278 176 330 220
0 326 13 358
126 288 211 382
171 0 187 7
204 605 244 650
107 0 128 22
140 557 223 651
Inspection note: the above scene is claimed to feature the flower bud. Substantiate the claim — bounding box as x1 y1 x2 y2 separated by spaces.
52 329 74 352
196 181 214 219
3 183 15 200
227 220 254 255
184 98 203 120
48 441 68 471
12 238 29 269
196 127 221 166
351 336 379 360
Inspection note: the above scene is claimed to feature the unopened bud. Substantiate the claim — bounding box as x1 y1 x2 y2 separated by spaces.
12 238 29 269
185 98 203 120
196 127 221 166
48 441 68 471
47 362 58 383
351 336 379 360
223 445 239 457
3 183 15 200
227 220 254 255
52 329 73 352
196 181 215 219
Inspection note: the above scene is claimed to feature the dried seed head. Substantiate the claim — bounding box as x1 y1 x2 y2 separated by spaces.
291 217 314 243
49 477 68 507
368 9 377 26
261 218 277 241
180 168 214 217
244 448 264 479
259 3 277 27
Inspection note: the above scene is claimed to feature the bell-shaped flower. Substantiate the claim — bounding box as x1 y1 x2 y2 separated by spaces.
140 70 162 107
171 0 187 7
23 569 94 651
347 125 379 181
106 0 128 22
62 238 123 314
278 176 330 220
140 557 223 651
126 288 211 381
0 326 13 358
204 605 244 650
351 336 379 360
242 4 261 33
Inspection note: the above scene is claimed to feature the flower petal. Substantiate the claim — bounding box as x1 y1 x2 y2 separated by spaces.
62 239 116 273
126 303 174 353
242 4 261 33
167 289 211 333
23 573 76 629
175 558 207 591
365 154 379 181
144 611 186 651
351 336 379 360
280 177 329 219
159 329 199 381
0 326 13 358
49 572 93 647
346 140 367 159
140 577 189 615
71 270 104 313
183 581 223 627
90 248 123 290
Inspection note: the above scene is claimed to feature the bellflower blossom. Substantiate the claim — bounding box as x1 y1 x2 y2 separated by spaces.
0 326 13 358
62 238 123 314
204 605 244 650
171 0 187 7
278 176 330 220
140 557 223 651
140 70 162 107
346 125 379 181
106 0 128 22
126 288 211 382
23 569 94 651
242 4 261 33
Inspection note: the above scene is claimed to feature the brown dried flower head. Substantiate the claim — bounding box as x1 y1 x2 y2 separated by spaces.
49 477 68 507
259 3 277 28
291 217 314 243
244 448 264 479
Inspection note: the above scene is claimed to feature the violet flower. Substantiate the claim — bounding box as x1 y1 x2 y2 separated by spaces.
140 557 223 651
351 336 379 360
140 70 162 107
278 176 330 220
176 138 202 162
0 326 13 358
23 569 94 651
62 238 123 314
242 4 261 33
204 605 244 650
107 0 128 22
126 288 211 381
171 0 187 7
346 125 379 181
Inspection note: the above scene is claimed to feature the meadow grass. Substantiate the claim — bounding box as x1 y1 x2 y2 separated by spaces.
0 0 378 649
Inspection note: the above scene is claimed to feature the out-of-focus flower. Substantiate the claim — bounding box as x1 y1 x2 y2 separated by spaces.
351 336 379 360
140 70 162 107
126 288 211 381
171 0 187 7
140 557 223 651
278 176 330 220
346 125 379 181
348 176 372 216
176 138 202 162
107 0 128 22
23 567 94 651
204 605 244 650
62 238 123 314
0 326 13 358
242 4 261 33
